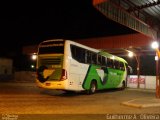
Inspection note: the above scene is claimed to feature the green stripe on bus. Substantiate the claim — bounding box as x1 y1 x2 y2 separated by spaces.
82 64 125 90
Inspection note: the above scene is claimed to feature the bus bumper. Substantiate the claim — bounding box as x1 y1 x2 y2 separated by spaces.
36 79 66 90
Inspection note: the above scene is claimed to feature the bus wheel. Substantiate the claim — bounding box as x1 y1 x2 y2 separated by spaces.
121 81 126 90
87 81 97 94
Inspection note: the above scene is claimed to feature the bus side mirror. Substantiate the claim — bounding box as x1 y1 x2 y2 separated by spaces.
128 66 133 74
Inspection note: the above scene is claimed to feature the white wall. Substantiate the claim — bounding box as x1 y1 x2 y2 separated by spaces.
127 75 156 89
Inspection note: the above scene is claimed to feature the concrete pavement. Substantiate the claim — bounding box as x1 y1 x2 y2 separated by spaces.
1 82 160 120
121 88 160 108
1 82 160 111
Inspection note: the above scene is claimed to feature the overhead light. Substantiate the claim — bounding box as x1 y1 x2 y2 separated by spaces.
31 65 35 68
128 52 134 57
155 55 158 61
151 41 159 49
31 53 37 60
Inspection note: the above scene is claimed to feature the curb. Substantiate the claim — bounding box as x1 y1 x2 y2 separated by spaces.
127 88 155 93
121 98 160 108
121 102 142 108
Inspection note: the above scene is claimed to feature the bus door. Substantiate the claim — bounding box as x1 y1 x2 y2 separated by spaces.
112 61 124 87
107 59 121 88
107 68 117 87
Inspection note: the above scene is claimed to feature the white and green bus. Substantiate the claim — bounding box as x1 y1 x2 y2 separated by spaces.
36 39 128 94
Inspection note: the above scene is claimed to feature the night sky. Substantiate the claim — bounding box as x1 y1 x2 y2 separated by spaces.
0 0 154 74
0 0 135 57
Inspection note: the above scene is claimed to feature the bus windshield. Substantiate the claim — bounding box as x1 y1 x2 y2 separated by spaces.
38 40 64 54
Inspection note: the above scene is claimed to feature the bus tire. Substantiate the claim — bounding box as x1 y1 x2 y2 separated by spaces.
121 81 126 90
87 80 97 94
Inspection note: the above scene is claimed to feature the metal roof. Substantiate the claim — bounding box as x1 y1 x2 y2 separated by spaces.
113 0 160 30
128 0 160 20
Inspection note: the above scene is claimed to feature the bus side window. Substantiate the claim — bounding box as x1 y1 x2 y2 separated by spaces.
84 50 88 63
70 45 77 60
101 56 106 67
91 52 97 64
70 45 85 63
114 60 120 69
97 55 102 65
120 62 125 71
79 48 85 63
75 46 81 62
86 51 92 64
107 58 113 68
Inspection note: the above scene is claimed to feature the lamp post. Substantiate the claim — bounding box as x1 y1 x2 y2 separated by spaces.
128 51 140 88
151 41 160 98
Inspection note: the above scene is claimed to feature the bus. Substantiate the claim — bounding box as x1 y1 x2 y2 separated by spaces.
36 39 128 94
